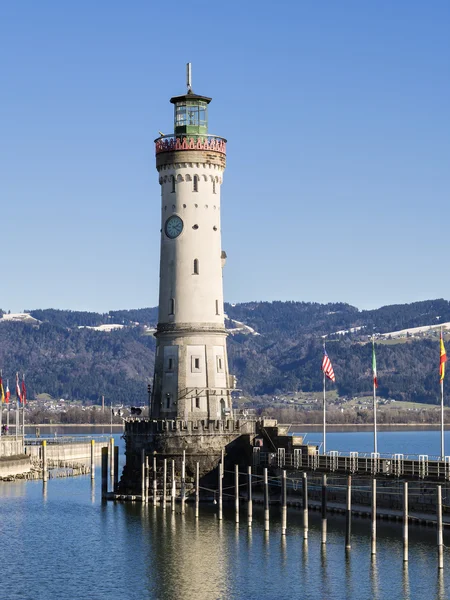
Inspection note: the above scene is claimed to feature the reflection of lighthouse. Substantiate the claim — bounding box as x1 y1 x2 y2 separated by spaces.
151 64 234 422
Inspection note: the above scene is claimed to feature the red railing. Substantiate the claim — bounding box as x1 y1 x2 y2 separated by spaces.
155 134 227 155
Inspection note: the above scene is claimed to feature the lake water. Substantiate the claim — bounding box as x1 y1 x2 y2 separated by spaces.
0 430 449 600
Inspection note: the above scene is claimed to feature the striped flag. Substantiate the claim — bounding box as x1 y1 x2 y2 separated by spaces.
372 339 378 388
440 331 447 381
322 346 335 382
16 372 21 404
21 375 27 405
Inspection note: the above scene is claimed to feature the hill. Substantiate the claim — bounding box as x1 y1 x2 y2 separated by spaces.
0 299 448 405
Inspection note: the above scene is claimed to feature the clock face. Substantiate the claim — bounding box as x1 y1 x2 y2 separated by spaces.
165 215 183 239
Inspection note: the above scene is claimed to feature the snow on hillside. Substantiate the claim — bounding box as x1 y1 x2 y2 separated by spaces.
378 322 450 340
0 313 41 325
78 324 125 332
225 315 260 336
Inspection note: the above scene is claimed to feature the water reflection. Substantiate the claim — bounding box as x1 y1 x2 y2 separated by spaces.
402 564 410 600
370 555 379 600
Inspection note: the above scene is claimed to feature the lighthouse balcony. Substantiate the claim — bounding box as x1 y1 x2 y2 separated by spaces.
155 133 227 155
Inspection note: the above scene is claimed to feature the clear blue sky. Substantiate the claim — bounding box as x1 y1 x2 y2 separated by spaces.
1 1 449 314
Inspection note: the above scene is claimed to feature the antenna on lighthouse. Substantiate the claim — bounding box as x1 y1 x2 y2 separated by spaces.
186 63 192 93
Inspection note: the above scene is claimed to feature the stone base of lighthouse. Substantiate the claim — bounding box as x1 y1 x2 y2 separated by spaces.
118 418 257 496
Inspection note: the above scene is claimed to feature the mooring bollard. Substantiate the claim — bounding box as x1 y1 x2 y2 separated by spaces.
235 464 240 524
437 485 444 570
163 458 167 509
42 440 48 483
153 454 157 506
195 461 200 518
171 459 176 512
141 449 146 503
90 439 95 480
264 467 270 532
114 445 119 492
218 461 223 520
181 450 186 514
303 472 308 540
109 437 114 483
403 481 408 563
102 446 108 499
321 474 327 545
281 470 287 536
371 478 377 555
346 475 352 550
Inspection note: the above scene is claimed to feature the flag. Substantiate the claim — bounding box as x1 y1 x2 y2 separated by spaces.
372 339 378 388
322 346 335 382
5 381 10 404
16 373 21 404
0 375 4 403
440 331 447 381
21 375 27 405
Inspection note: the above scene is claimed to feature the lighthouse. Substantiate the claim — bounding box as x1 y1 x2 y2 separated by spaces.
151 65 234 422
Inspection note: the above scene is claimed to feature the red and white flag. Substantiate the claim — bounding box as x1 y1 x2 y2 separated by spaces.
322 346 336 382
21 375 27 405
16 373 21 404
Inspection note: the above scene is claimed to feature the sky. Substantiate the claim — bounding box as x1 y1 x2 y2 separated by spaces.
1 0 449 314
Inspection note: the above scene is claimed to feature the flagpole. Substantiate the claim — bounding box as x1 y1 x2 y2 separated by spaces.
441 378 445 460
373 335 378 455
323 370 326 455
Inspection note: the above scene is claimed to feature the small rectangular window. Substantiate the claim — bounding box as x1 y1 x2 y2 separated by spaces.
169 298 175 315
217 356 224 372
195 397 200 409
193 176 198 192
215 299 219 315
191 356 201 372
168 358 174 371
166 394 171 409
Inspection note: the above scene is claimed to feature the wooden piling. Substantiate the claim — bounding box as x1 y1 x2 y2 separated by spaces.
235 464 240 524
403 481 408 563
345 475 352 550
247 465 253 528
218 461 223 520
171 459 176 512
141 449 146 503
145 456 149 504
302 472 308 540
371 478 377 555
195 461 199 518
437 485 444 570
181 450 186 514
109 437 114 483
153 454 157 506
42 440 48 483
163 458 167 509
102 446 108 499
114 445 119 492
321 473 327 545
281 470 287 536
90 439 95 480
264 467 269 532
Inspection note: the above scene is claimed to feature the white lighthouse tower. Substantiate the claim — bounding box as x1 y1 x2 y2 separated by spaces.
151 65 234 422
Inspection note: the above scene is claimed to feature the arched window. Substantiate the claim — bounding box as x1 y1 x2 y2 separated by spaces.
193 175 199 192
193 259 199 275
171 176 175 193
169 298 175 315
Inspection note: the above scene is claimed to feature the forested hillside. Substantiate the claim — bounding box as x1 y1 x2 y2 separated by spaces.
0 299 448 405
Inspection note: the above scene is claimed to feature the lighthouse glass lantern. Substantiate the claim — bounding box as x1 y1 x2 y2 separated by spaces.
171 92 211 137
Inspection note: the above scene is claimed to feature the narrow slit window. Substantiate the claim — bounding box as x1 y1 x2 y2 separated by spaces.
195 397 200 409
193 175 199 192
194 358 200 370
171 176 175 193
215 299 219 315
193 259 199 274
212 180 216 194
169 298 175 315
168 358 173 371
166 394 171 409
218 357 222 371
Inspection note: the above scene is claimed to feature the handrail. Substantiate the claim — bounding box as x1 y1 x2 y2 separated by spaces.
25 436 110 446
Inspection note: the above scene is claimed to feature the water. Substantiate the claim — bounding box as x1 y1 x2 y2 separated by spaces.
0 431 449 600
